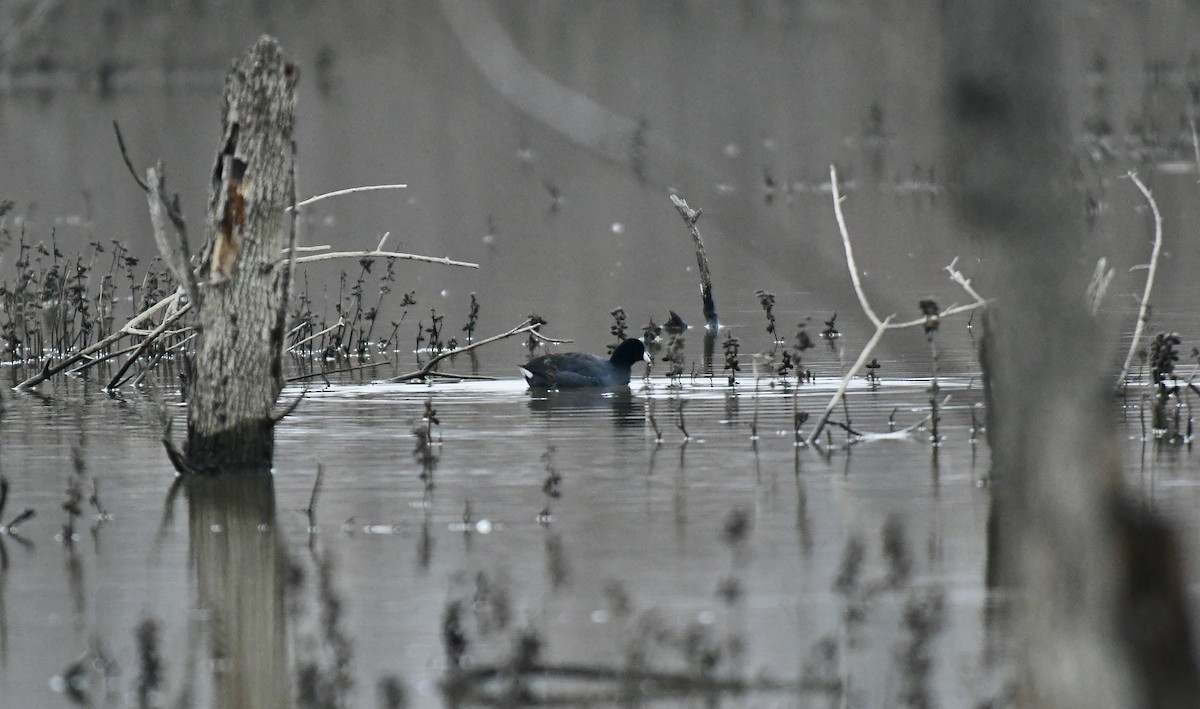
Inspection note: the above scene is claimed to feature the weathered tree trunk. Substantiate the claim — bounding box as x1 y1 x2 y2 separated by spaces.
186 36 297 471
942 2 1200 706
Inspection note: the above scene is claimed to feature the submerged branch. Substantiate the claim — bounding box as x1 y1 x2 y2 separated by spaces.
291 184 408 211
14 289 186 390
105 301 194 390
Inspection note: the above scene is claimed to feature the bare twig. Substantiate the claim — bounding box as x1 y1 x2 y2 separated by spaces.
849 395 953 444
113 121 199 306
289 317 344 354
292 184 408 211
141 374 195 475
105 301 193 390
443 661 804 702
14 289 185 390
1116 171 1163 391
293 247 477 270
805 165 988 445
113 120 149 192
808 318 892 445
675 398 690 439
943 257 985 305
830 166 884 328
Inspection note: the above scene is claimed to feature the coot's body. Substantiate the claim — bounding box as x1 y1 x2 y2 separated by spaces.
519 338 649 389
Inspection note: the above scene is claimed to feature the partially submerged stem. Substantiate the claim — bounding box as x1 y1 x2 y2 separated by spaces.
669 194 719 330
105 301 193 390
1116 171 1163 391
289 317 344 354
14 289 185 390
806 317 892 445
805 165 988 445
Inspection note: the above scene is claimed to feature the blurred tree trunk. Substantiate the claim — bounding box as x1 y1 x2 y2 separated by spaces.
942 2 1200 706
186 36 297 471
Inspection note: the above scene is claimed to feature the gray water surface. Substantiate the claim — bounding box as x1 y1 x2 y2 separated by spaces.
1 369 1002 707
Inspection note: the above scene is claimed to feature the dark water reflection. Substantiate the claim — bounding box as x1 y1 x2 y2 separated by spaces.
0 373 1014 707
2 367 1200 706
526 388 642 427
183 474 288 708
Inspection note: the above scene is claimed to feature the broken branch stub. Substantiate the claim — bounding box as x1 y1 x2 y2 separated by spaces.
669 194 719 330
184 36 298 471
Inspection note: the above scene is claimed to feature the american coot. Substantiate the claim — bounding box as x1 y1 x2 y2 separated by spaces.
519 338 650 388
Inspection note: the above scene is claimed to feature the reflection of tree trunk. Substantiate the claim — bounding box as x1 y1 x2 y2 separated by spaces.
944 2 1200 706
184 36 297 471
186 473 289 708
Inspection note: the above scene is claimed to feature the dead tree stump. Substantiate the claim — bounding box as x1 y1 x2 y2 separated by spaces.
185 36 297 471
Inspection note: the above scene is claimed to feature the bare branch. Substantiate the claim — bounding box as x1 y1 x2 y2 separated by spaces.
288 317 344 354
388 319 568 383
806 316 893 445
145 164 199 306
293 248 478 269
1116 171 1163 391
104 301 193 390
803 168 990 444
830 164 884 328
944 256 986 304
292 184 408 211
14 289 185 390
112 120 149 193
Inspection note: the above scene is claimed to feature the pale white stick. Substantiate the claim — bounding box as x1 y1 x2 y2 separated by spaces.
289 317 345 353
806 316 893 446
292 184 408 210
804 167 990 444
830 164 884 328
1116 171 1163 390
294 250 478 269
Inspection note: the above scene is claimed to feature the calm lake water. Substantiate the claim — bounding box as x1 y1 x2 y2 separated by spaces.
4 1 1200 707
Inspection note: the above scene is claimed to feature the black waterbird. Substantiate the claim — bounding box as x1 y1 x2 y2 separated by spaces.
519 338 650 388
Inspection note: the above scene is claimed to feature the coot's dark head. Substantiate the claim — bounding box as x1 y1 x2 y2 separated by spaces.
610 338 650 368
